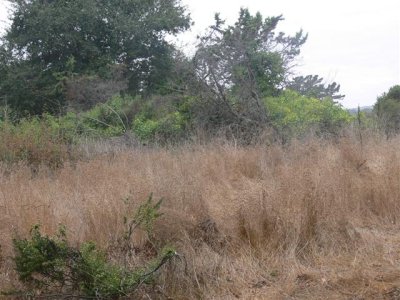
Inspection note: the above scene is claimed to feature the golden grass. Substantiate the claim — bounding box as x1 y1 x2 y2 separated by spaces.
2 136 400 299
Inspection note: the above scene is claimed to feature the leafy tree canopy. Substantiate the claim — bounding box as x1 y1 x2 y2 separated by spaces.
0 0 191 115
374 85 400 135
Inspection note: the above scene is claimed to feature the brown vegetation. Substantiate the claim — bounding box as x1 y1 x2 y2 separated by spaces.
1 135 400 299
0 122 74 173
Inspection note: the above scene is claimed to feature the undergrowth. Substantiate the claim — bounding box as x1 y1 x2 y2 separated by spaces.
9 195 177 299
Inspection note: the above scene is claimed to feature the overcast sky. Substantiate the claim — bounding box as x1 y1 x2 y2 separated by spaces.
0 0 399 108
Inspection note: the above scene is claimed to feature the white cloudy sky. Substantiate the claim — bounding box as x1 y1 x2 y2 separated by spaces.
0 0 399 108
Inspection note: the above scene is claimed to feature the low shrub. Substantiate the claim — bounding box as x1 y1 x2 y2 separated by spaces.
11 195 177 299
78 95 132 137
265 90 353 141
132 115 160 141
132 111 188 143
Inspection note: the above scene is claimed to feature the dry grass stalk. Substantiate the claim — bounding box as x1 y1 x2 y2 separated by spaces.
1 135 400 298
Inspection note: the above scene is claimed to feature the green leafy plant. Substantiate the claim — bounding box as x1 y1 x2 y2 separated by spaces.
80 96 130 137
265 90 353 141
124 194 163 241
13 224 72 288
132 112 188 142
373 85 400 137
12 195 177 299
132 116 160 141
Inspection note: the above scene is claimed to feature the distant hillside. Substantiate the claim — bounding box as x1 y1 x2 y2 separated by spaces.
347 106 373 115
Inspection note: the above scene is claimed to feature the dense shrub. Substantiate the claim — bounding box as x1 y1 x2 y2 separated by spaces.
130 94 192 142
133 111 188 142
0 90 354 160
78 95 131 137
265 90 353 140
64 94 190 141
132 116 160 141
0 94 191 167
373 85 400 137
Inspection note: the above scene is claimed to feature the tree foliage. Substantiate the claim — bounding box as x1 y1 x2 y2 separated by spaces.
374 85 400 136
287 74 345 101
193 9 307 131
0 3 353 143
0 0 190 115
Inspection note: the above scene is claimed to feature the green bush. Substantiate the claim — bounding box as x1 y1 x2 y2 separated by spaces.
11 195 176 299
132 111 188 142
78 95 132 137
373 85 400 137
0 93 193 156
158 111 188 138
265 90 353 140
13 225 71 286
132 116 160 141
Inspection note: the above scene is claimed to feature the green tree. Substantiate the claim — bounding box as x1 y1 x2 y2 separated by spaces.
374 85 400 136
287 75 345 101
193 9 307 130
0 0 190 115
0 58 64 115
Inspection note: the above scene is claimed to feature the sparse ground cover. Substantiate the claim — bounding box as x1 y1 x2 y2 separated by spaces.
1 135 400 299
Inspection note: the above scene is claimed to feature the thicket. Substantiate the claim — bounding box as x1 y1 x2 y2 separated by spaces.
0 3 397 299
0 2 353 147
0 2 394 165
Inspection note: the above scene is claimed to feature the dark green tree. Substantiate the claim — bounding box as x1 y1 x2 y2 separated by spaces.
193 8 307 130
0 58 64 115
374 85 400 136
0 0 190 115
287 75 345 101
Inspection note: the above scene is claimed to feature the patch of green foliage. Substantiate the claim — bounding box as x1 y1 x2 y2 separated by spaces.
124 193 163 240
265 90 353 140
0 93 194 168
132 116 160 141
132 111 188 142
131 94 191 142
76 95 132 137
374 85 400 137
70 94 190 141
0 0 190 116
12 195 176 299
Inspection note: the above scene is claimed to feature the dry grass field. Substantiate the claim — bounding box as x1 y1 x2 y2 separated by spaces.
1 135 400 299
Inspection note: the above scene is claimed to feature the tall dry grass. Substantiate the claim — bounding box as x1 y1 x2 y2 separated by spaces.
1 135 400 299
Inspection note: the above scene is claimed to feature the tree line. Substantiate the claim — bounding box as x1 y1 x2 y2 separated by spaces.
3 0 395 142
